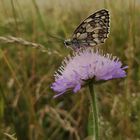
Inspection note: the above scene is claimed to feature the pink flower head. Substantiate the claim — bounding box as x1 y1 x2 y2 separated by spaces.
51 48 127 98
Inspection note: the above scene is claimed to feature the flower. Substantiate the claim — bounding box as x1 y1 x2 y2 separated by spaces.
51 48 127 98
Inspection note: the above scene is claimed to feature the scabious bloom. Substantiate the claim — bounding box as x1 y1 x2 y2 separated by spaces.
51 48 127 98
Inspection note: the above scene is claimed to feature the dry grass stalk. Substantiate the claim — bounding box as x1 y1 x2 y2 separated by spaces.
0 36 62 56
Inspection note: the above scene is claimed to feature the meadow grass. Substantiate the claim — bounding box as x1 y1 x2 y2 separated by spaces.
0 0 140 140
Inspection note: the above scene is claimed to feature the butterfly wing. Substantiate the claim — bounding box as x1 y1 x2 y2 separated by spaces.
71 9 110 47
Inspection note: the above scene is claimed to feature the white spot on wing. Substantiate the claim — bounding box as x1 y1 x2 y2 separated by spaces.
84 18 93 23
94 38 101 43
89 42 96 46
92 34 98 38
95 13 100 18
86 24 94 32
101 16 106 19
76 33 81 37
78 33 87 39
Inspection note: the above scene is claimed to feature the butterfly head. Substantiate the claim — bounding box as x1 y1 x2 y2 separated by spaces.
64 39 72 48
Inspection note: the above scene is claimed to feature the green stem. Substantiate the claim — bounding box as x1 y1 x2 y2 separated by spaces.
88 83 99 140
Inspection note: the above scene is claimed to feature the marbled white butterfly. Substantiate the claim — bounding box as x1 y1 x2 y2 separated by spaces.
64 9 110 50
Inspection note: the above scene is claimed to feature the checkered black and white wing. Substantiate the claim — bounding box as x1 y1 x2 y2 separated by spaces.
71 9 110 47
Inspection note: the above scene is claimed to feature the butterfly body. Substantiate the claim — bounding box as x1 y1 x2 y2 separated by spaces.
64 9 110 50
64 39 82 50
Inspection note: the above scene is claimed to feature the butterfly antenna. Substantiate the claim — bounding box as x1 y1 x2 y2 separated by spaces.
46 33 65 42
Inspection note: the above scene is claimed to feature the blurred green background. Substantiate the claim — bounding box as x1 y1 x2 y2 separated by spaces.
0 0 140 140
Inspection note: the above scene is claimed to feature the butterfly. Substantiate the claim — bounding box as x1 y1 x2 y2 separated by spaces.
64 9 110 50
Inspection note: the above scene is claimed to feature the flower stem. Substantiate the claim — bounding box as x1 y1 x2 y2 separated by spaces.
88 83 99 140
